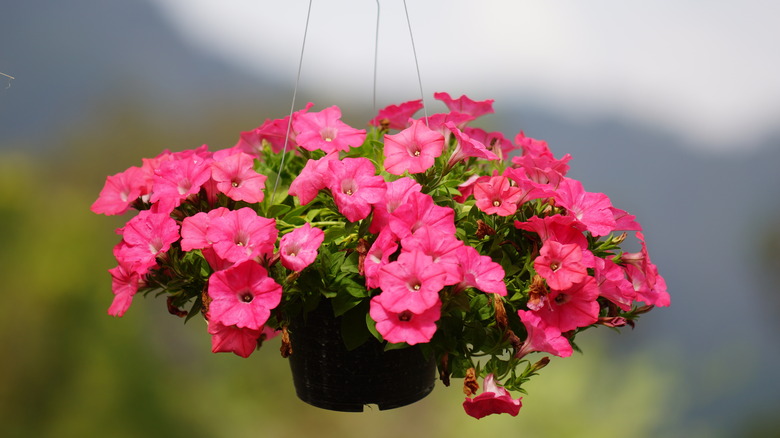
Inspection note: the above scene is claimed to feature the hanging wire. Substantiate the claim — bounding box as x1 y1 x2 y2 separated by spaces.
403 0 428 126
271 0 314 205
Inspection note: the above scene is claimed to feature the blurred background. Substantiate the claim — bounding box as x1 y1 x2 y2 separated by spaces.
2 1 779 437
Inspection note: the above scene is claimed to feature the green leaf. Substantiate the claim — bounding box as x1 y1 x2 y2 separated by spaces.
266 203 292 219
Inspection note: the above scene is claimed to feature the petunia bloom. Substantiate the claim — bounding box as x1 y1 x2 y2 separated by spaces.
91 166 145 215
462 374 522 419
533 241 588 290
293 105 367 154
207 320 263 358
377 251 449 313
279 223 325 271
370 99 423 130
516 310 573 358
473 175 523 216
207 260 283 330
211 151 267 203
433 92 495 119
369 294 441 345
327 157 387 222
206 207 278 264
383 119 445 175
454 245 507 296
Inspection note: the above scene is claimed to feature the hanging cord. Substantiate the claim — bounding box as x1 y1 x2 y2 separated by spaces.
403 0 428 126
271 0 314 205
373 0 381 115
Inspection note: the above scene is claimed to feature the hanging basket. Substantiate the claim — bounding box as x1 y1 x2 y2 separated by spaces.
287 300 437 412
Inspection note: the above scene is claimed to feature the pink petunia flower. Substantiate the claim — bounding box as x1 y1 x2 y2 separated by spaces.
150 152 213 214
515 130 554 159
279 223 325 272
463 127 517 161
424 112 475 138
400 227 464 285
369 294 441 345
516 310 573 358
473 175 523 217
207 260 283 330
377 251 449 313
288 153 338 206
91 166 145 215
211 151 267 203
369 177 422 234
594 257 636 311
234 103 314 155
383 119 445 175
207 319 263 358
206 207 278 264
514 214 589 250
536 277 600 332
462 374 522 419
621 232 670 307
364 229 399 290
293 106 367 154
534 241 588 290
445 122 499 167
180 207 230 251
388 192 456 239
116 209 180 268
327 157 387 222
454 245 507 296
554 178 616 237
107 263 142 317
433 92 495 119
369 99 423 130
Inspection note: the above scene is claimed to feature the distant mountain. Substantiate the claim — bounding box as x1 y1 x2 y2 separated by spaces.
0 0 282 145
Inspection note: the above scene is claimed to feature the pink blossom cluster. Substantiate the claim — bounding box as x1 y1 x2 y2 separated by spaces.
92 91 669 418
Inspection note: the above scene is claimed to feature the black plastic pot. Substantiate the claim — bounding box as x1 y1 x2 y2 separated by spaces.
287 301 437 412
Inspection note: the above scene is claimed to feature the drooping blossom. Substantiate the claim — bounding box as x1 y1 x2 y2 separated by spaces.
433 92 494 119
377 251 449 313
279 223 325 271
611 207 643 231
463 127 517 161
502 167 558 204
207 320 263 358
369 294 441 345
388 192 456 239
383 119 445 175
473 175 523 216
369 177 421 234
534 241 588 290
621 232 670 307
445 122 499 167
454 245 507 296
207 260 283 330
206 207 278 264
150 152 213 214
288 153 337 205
293 106 366 153
516 310 573 358
327 157 387 222
364 229 399 289
107 263 142 317
462 374 522 419
554 178 616 237
370 99 423 130
536 277 600 333
400 227 463 285
211 151 267 203
594 257 636 311
91 166 145 215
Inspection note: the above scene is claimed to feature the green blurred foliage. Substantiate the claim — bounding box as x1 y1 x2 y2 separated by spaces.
0 100 702 438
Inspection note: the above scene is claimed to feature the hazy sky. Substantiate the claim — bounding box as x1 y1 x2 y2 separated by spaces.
150 0 780 153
